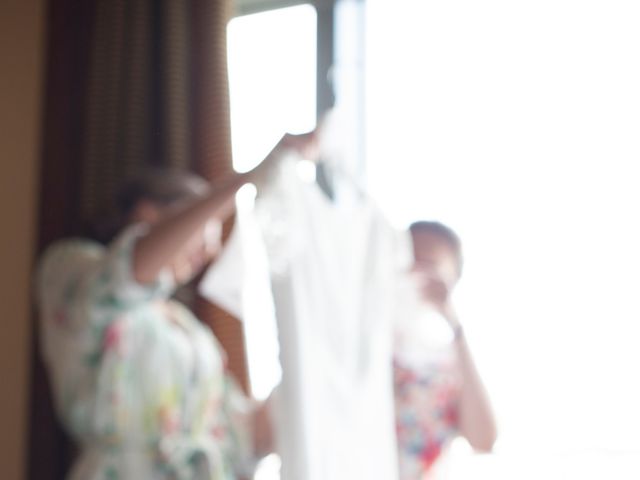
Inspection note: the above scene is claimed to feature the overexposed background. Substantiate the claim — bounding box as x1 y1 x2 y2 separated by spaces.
228 1 640 477
366 0 640 457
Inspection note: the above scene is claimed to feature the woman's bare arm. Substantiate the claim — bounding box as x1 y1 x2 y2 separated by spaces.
132 171 250 284
132 131 318 284
453 326 498 452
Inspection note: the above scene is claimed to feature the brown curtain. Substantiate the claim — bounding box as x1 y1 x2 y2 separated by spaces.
28 0 247 478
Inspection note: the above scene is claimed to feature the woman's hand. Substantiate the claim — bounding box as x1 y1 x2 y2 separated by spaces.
412 271 461 331
279 130 320 161
247 130 320 188
132 129 318 285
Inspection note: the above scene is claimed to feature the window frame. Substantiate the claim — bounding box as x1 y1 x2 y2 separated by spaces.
231 0 337 121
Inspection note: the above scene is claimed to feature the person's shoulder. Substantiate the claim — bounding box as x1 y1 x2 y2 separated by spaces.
38 238 105 282
40 237 105 265
35 238 106 308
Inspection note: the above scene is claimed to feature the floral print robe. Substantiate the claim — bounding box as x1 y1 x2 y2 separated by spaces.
37 226 255 480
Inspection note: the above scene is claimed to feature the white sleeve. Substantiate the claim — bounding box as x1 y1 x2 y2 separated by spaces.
199 189 282 400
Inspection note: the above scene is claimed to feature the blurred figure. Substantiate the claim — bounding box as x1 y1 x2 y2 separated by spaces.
35 132 317 480
394 221 497 479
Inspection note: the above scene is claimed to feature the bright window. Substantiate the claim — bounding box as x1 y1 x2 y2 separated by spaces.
228 4 317 173
366 0 640 467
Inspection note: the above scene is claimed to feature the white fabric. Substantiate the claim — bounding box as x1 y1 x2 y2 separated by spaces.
201 156 412 480
199 186 282 401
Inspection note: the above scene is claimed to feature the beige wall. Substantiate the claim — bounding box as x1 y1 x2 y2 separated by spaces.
0 1 44 478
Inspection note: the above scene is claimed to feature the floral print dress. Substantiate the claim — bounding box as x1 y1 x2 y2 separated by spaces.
393 353 461 479
393 309 462 480
37 226 255 480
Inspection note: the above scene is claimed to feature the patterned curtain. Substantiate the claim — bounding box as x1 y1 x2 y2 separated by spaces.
29 0 247 478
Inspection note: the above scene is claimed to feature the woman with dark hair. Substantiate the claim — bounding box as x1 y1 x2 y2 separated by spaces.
36 133 317 480
394 221 497 479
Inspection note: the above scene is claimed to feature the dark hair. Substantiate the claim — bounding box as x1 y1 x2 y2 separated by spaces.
88 167 209 244
116 168 209 219
409 220 463 276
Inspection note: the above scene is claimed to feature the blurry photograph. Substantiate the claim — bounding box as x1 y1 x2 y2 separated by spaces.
2 0 640 479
